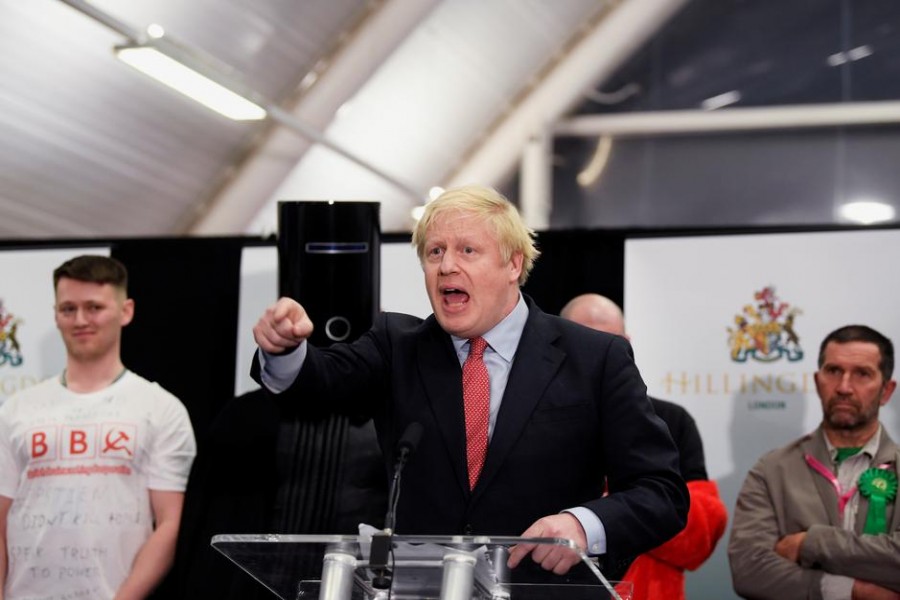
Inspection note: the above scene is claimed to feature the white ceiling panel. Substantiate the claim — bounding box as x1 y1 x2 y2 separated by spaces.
248 0 615 234
0 0 675 240
0 0 374 239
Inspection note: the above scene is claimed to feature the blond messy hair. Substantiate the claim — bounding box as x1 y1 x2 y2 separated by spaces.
411 185 540 285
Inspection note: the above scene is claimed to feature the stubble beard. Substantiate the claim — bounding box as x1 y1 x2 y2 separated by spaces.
824 396 879 432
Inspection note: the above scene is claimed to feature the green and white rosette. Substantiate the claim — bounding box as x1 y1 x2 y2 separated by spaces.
859 468 898 535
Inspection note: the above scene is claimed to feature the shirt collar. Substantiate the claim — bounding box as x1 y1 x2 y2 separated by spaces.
824 424 882 462
451 293 528 362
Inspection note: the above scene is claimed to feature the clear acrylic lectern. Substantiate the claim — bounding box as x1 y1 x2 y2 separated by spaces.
212 532 630 600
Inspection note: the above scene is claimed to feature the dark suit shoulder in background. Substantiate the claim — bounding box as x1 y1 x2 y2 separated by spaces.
650 397 708 482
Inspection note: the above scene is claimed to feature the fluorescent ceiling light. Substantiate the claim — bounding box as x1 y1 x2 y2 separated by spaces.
827 45 873 67
838 200 896 225
115 45 267 121
701 90 741 111
848 44 874 61
146 24 165 39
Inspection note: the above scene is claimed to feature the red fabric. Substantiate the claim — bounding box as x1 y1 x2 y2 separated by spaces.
463 337 490 489
621 479 728 600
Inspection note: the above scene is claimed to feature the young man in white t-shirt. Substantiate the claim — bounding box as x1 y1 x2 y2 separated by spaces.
0 255 196 600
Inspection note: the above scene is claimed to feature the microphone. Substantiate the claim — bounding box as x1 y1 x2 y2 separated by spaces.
385 421 422 531
370 421 423 589
396 421 423 459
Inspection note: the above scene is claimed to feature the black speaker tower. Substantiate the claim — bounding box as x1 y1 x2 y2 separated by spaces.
277 201 380 345
271 200 387 538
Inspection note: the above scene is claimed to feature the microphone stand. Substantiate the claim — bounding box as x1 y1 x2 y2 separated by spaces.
370 423 422 590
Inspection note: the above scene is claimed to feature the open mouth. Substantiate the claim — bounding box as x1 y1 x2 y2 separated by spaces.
441 287 469 305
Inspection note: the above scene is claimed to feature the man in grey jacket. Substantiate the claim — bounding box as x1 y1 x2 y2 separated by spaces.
728 325 900 600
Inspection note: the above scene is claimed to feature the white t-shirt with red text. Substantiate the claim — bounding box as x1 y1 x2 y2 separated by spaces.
0 371 196 600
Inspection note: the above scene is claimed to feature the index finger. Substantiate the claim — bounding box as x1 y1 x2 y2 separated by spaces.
272 297 303 323
506 541 536 569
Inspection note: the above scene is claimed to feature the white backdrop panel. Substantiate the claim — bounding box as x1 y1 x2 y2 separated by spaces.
0 247 110 404
625 229 900 600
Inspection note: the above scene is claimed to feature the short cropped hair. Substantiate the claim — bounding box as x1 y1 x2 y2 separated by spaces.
818 324 894 381
411 185 540 285
53 255 128 294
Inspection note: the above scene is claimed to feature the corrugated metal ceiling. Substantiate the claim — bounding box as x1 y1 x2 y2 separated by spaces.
0 0 665 240
0 0 376 238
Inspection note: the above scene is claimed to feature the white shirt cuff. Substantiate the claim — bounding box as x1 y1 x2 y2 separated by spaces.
563 506 606 555
259 342 307 393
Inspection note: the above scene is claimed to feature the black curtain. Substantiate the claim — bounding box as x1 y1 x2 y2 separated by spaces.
524 229 627 315
113 237 244 442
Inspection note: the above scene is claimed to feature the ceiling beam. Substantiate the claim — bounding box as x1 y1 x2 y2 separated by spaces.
443 0 690 229
554 100 900 136
189 0 439 235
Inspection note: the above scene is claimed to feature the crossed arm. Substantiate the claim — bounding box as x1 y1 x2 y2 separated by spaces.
729 466 900 600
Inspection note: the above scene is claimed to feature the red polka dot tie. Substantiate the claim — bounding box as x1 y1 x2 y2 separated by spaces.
463 337 490 489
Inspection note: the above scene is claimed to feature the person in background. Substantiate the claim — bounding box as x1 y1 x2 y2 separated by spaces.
0 255 196 600
251 185 688 579
561 293 727 600
728 324 900 600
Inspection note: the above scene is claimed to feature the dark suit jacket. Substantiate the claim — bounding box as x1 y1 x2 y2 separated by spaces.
253 297 688 576
650 397 708 481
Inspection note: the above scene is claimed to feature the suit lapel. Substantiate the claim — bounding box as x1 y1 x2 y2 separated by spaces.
416 320 469 493
474 306 564 495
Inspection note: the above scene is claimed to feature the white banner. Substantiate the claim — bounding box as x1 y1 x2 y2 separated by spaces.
0 247 110 404
625 229 900 600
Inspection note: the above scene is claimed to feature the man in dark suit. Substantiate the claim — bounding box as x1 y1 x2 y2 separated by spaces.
251 185 688 577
